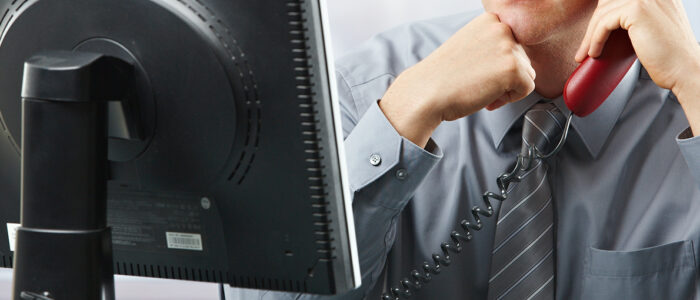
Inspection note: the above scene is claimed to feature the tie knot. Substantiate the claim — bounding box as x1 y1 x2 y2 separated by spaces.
521 102 566 157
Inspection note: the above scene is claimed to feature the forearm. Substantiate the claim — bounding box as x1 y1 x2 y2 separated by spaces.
378 68 442 148
340 101 442 296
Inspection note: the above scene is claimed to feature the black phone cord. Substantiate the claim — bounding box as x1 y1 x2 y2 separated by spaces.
381 113 572 300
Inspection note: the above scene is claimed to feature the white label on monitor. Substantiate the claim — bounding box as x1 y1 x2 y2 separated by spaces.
6 223 20 252
165 232 203 251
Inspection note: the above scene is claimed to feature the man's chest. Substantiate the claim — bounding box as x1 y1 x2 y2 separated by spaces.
401 98 700 299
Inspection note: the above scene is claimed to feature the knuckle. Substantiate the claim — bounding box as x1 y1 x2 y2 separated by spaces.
498 39 516 55
503 57 519 74
482 12 500 22
516 73 535 95
631 0 648 16
524 77 535 93
512 71 528 86
495 23 512 36
474 13 497 26
635 2 647 16
514 83 534 101
638 0 650 10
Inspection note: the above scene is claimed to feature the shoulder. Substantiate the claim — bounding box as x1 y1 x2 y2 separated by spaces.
334 10 483 110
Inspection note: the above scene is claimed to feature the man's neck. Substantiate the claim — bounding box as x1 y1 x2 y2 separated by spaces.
524 26 587 99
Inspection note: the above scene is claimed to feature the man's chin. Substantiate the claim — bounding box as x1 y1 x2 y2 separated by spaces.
511 26 554 46
498 15 555 45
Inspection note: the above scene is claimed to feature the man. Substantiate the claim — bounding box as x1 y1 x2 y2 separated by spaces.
229 0 700 299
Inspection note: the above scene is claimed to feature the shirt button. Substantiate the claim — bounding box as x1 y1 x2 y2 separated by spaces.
369 154 382 166
396 168 407 180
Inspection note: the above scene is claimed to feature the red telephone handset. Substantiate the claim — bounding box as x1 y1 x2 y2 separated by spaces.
564 29 637 117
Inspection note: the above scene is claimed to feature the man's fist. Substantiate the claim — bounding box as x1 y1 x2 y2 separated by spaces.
576 0 700 93
379 13 536 147
575 0 700 135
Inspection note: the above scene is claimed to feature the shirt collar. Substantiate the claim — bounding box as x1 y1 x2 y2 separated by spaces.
482 60 642 158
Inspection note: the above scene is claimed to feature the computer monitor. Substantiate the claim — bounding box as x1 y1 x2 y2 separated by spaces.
0 0 360 298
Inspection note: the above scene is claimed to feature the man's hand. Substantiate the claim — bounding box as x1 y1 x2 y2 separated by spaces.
575 0 700 134
379 13 536 147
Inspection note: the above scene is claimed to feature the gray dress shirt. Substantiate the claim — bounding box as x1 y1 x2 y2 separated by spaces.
228 10 700 300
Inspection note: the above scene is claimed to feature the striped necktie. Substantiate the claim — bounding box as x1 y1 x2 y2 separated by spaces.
487 101 566 300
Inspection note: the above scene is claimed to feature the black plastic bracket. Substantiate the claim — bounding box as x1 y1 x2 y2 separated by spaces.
12 51 132 300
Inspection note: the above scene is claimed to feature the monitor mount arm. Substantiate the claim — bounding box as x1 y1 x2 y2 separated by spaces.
13 51 132 300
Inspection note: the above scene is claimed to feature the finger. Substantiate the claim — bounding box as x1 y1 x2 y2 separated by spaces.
486 98 507 111
576 0 629 62
587 17 619 58
513 44 536 80
588 4 632 58
576 9 602 62
507 64 536 103
576 1 609 62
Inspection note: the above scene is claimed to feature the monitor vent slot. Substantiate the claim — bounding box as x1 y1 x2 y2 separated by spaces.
231 275 307 293
112 261 306 292
1 254 12 268
286 0 336 266
113 261 228 283
175 0 262 185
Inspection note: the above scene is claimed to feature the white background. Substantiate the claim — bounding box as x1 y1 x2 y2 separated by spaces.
328 0 479 57
1 0 698 299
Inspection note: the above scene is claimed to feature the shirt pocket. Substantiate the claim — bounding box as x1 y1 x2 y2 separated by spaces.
580 240 697 300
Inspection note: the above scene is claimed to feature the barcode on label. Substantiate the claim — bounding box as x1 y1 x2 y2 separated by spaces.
7 223 20 252
165 232 203 251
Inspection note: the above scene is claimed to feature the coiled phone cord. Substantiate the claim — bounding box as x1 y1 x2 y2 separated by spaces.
381 113 573 300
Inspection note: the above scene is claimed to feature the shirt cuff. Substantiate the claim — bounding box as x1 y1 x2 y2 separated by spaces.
676 127 700 186
344 101 443 209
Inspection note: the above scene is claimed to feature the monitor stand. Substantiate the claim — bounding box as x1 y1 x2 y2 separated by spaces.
12 51 132 300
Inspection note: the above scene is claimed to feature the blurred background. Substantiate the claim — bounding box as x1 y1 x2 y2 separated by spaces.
0 0 698 299
328 0 477 57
